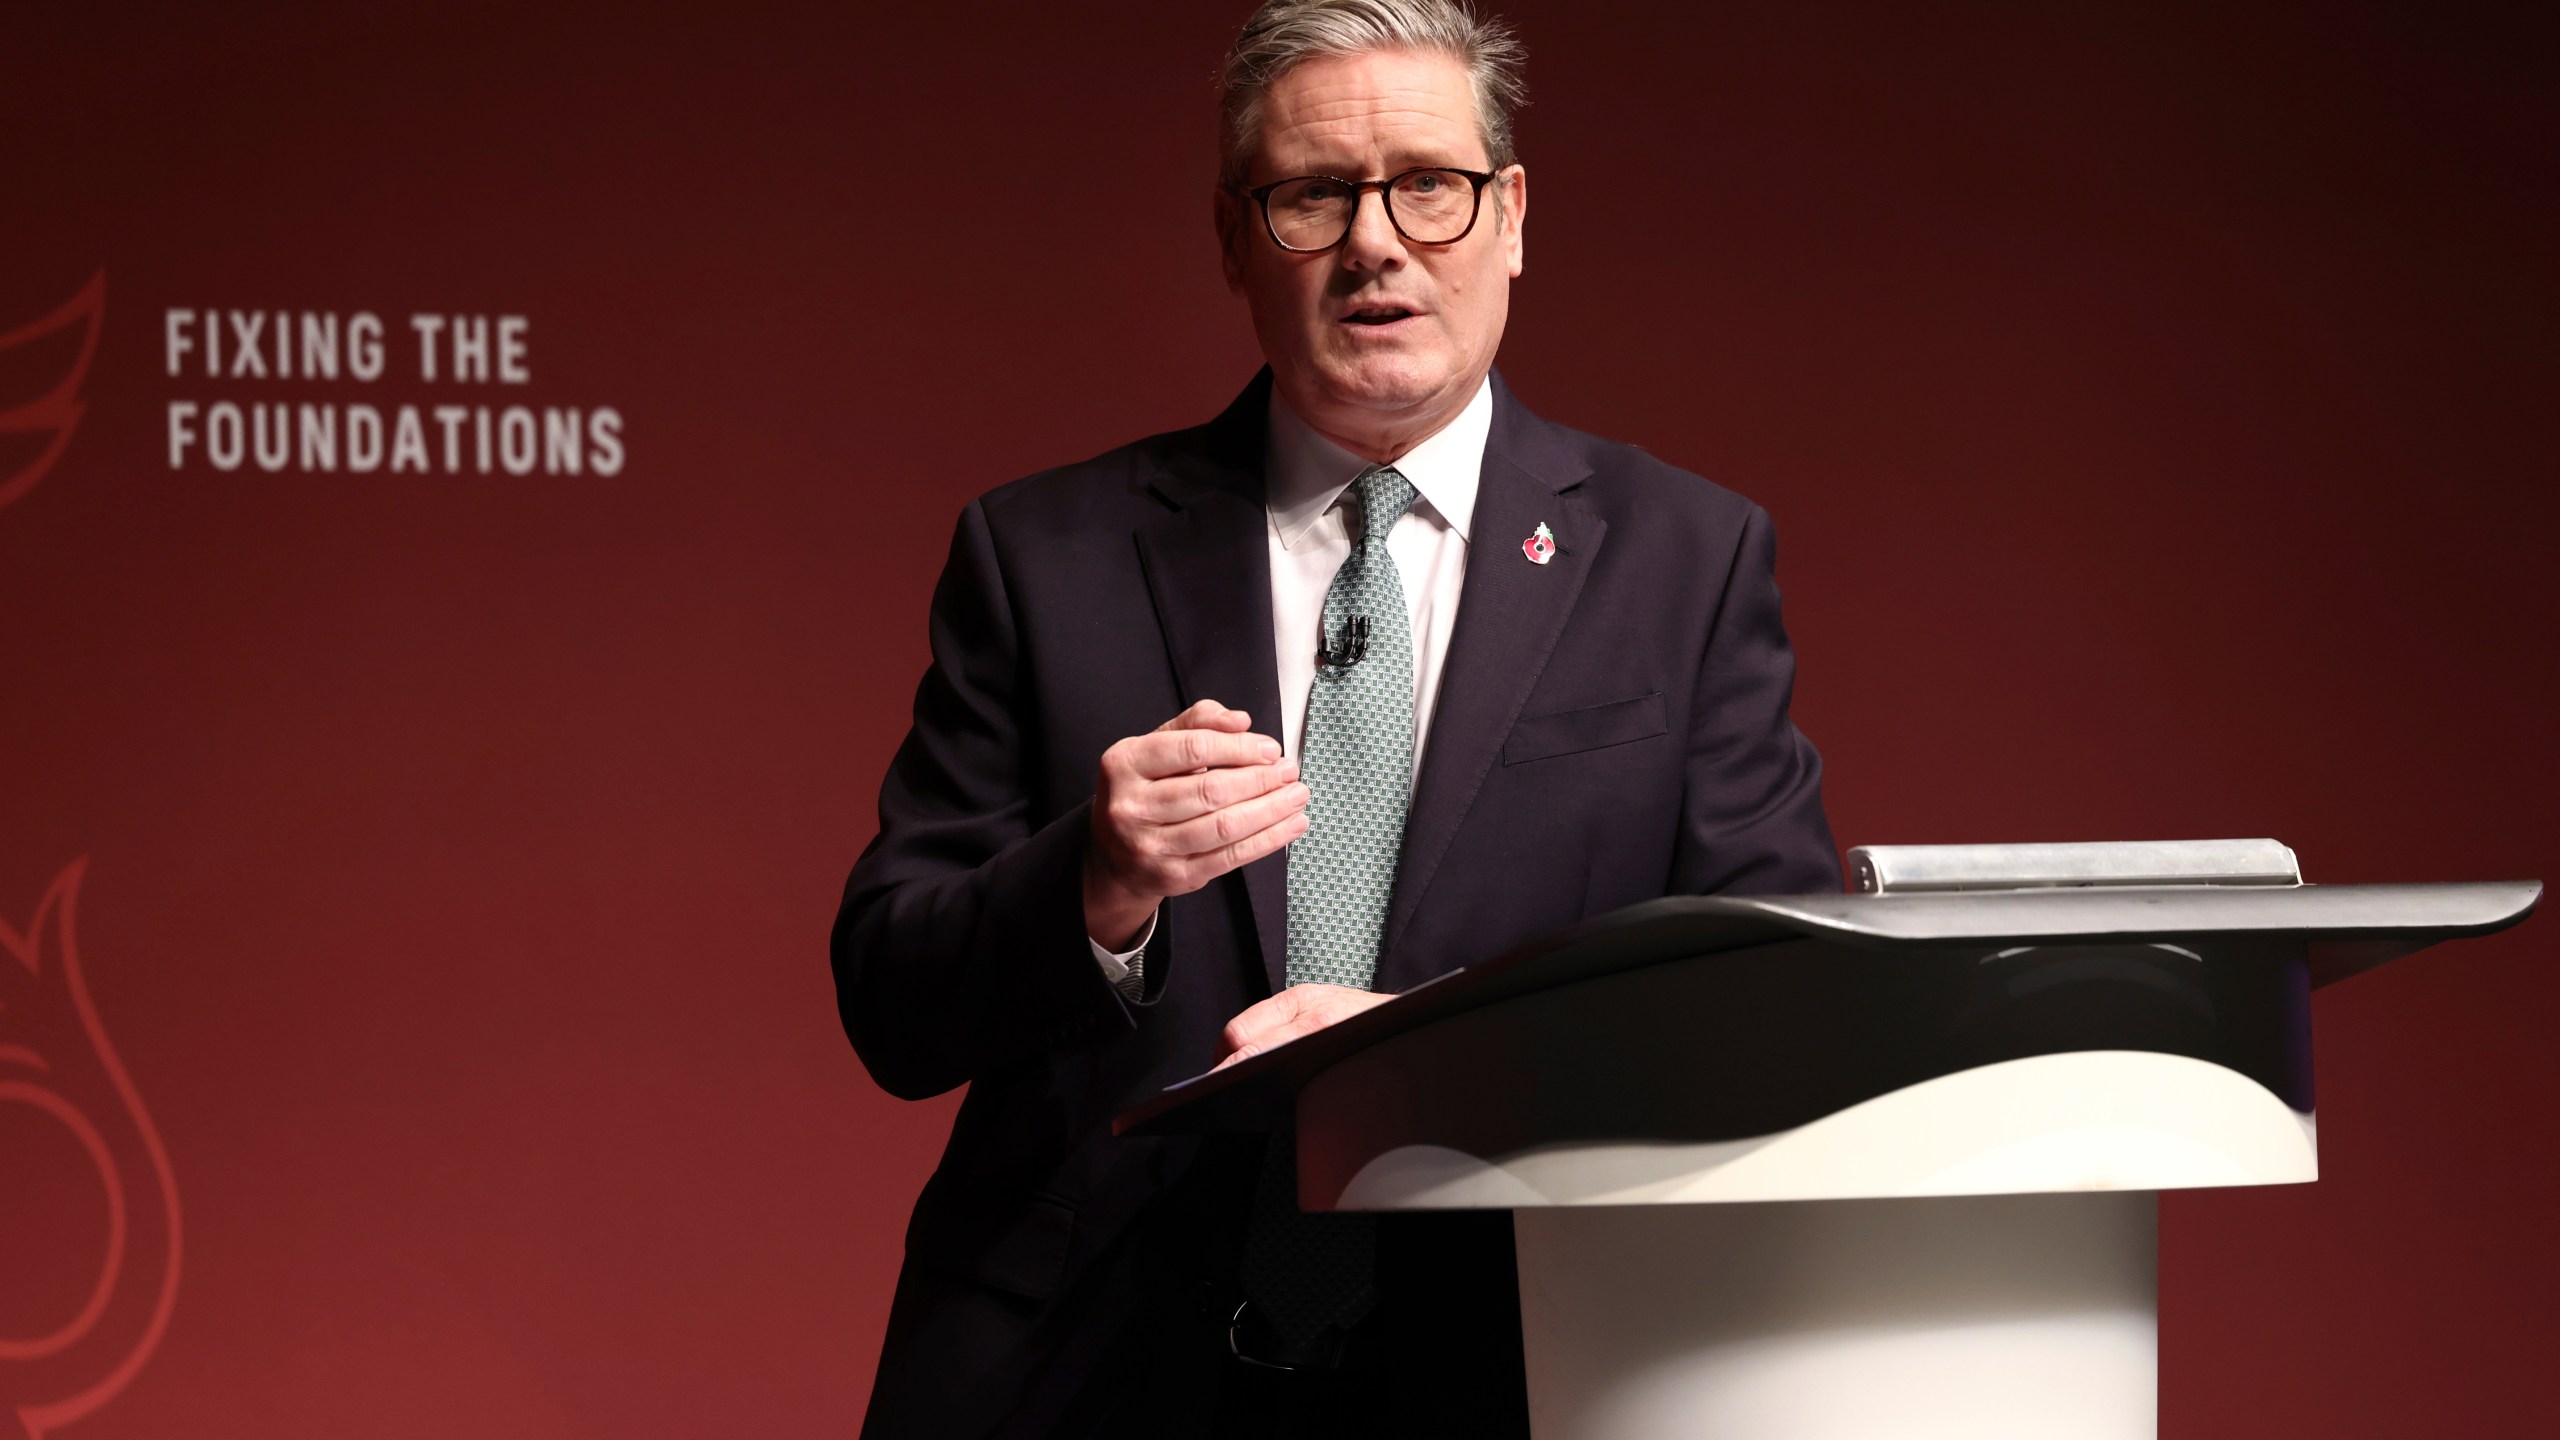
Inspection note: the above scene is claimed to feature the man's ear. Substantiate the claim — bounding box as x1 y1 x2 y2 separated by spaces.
1497 164 1528 279
1213 187 1248 292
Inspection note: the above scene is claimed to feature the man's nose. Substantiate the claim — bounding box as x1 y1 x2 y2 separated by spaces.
1339 188 1407 271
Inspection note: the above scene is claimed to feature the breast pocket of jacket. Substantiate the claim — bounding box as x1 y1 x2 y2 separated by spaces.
1500 691 1669 766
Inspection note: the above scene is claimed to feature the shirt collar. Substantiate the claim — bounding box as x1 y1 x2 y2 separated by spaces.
1265 375 1492 550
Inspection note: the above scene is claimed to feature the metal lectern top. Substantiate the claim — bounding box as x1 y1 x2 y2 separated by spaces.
1115 877 2539 1138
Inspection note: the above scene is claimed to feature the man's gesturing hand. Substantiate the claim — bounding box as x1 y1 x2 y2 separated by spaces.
1083 699 1309 951
1213 984 1393 1069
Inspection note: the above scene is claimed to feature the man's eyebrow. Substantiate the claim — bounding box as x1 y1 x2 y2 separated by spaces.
1279 151 1477 177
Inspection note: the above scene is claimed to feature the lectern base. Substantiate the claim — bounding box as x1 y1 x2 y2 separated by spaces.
1513 1191 2157 1440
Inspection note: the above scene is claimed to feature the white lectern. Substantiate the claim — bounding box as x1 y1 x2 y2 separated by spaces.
1120 840 2539 1440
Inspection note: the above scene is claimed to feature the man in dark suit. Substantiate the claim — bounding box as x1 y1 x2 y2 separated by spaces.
832 2 1838 1434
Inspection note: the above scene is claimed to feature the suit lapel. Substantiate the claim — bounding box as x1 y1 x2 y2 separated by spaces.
1134 372 1292 995
1377 375 1602 991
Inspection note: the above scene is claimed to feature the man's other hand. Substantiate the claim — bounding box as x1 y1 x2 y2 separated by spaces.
1213 983 1392 1069
1084 699 1309 950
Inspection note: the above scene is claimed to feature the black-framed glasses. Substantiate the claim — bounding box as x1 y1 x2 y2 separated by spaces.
1240 167 1499 253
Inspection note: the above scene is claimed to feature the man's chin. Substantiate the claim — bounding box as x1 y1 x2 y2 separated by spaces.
1310 356 1456 416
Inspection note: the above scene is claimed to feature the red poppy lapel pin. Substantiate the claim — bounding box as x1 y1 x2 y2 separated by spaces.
1522 521 1557 565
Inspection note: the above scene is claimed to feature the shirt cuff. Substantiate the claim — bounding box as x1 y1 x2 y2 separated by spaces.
1088 908 1158 987
1085 907 1157 983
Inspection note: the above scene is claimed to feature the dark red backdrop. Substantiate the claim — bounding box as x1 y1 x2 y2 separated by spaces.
6 1 2553 1434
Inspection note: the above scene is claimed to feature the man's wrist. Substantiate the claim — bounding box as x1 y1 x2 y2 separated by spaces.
1081 856 1158 952
1087 904 1158 1002
1090 906 1158 960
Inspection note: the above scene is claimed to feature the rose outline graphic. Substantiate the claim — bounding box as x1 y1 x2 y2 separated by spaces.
0 860 182 1440
0 272 106 515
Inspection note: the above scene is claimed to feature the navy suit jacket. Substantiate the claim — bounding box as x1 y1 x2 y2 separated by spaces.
833 370 1838 1436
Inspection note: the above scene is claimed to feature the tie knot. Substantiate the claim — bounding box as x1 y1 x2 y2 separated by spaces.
1351 466 1419 549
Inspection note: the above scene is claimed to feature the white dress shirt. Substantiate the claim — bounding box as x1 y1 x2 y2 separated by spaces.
1091 376 1494 989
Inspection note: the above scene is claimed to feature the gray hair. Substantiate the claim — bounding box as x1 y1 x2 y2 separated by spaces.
1216 0 1527 188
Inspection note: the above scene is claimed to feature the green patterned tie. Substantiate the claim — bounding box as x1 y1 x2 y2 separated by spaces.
1240 465 1420 1349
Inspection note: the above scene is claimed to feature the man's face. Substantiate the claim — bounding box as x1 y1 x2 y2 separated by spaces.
1220 48 1527 456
